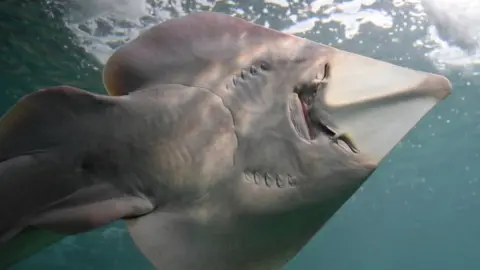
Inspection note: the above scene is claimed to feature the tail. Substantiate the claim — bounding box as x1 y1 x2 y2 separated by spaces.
0 86 154 267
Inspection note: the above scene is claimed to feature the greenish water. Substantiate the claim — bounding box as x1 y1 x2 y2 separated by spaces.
2 0 480 269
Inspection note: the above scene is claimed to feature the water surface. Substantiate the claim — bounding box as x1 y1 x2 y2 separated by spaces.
2 0 480 269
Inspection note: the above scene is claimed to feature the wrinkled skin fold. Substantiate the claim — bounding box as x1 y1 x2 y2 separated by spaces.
0 11 451 270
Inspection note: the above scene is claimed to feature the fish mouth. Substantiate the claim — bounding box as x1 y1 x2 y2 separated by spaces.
289 78 359 154
288 50 451 165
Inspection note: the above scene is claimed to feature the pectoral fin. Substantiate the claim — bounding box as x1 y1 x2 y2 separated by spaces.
0 86 154 266
126 210 204 270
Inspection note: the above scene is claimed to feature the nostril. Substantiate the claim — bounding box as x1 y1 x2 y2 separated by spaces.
294 84 318 95
294 83 318 108
323 63 330 80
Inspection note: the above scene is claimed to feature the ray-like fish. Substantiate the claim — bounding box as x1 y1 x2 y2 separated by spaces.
0 12 451 270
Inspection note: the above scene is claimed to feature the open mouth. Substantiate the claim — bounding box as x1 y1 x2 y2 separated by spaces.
290 81 359 154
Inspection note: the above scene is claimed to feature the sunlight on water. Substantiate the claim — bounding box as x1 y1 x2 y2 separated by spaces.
47 0 216 63
51 0 480 74
264 0 480 72
420 0 480 71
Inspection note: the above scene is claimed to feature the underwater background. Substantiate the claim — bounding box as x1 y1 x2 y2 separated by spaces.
1 0 479 269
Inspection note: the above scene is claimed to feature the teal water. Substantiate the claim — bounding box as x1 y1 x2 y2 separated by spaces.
2 0 480 269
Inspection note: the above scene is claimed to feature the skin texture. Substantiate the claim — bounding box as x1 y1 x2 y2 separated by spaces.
0 12 451 270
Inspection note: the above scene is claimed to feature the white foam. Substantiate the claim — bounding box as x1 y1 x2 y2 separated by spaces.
55 0 480 72
54 0 216 64
264 0 289 8
420 0 480 71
